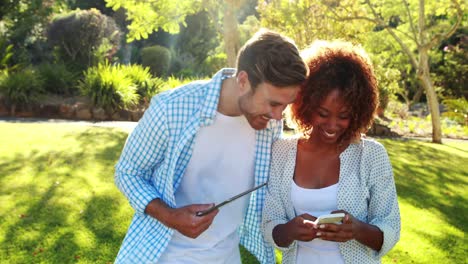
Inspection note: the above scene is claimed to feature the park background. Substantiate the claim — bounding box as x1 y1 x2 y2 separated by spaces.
0 0 466 263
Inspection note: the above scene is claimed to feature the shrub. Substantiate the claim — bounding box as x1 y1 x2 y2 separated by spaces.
200 53 227 76
120 64 165 104
140 45 171 77
442 98 468 126
78 63 138 112
37 63 78 95
47 8 121 70
0 68 44 114
164 76 199 91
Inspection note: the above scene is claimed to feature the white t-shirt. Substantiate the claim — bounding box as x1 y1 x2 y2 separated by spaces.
291 181 345 264
158 112 256 263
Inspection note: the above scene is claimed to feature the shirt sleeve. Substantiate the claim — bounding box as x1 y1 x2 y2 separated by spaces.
114 95 169 215
262 140 297 252
365 142 401 259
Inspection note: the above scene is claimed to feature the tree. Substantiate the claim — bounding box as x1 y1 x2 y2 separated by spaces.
104 0 201 41
47 8 121 70
260 0 464 143
1 0 67 65
104 0 249 67
258 0 372 49
322 0 464 143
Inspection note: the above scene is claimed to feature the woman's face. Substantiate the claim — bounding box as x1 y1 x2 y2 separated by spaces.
310 89 351 144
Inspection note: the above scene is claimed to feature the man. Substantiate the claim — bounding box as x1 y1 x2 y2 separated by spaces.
114 29 307 264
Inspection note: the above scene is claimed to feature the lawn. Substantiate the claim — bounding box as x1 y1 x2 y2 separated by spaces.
0 123 466 263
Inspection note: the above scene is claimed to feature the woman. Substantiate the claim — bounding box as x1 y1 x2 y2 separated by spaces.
262 40 400 264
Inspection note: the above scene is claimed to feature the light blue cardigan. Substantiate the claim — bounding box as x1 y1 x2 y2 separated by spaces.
262 137 401 264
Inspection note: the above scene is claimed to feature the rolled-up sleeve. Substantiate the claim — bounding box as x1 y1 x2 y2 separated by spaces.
115 95 169 215
366 143 401 259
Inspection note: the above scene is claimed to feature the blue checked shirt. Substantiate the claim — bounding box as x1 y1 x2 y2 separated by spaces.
114 68 282 264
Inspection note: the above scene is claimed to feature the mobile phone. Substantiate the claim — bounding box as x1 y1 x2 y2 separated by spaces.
195 182 267 217
315 213 345 224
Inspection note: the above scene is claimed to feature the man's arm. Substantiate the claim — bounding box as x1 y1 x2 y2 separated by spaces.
114 96 169 215
145 198 218 238
115 96 219 238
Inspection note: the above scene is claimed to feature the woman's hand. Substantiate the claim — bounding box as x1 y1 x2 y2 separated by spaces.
314 210 356 242
316 209 384 251
272 213 319 247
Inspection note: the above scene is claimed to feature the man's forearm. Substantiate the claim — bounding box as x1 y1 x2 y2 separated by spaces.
145 198 174 228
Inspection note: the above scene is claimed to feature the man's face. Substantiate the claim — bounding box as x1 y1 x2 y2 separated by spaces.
238 73 299 130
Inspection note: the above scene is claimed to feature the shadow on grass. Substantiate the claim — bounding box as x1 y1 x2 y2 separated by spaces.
384 140 467 229
0 127 129 263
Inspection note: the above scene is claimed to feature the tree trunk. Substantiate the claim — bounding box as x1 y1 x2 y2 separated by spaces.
411 85 424 104
223 2 240 67
418 48 442 143
418 0 442 144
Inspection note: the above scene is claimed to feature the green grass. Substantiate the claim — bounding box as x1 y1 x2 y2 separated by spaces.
0 123 466 263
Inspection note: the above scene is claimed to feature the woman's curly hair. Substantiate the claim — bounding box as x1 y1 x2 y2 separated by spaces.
287 40 379 144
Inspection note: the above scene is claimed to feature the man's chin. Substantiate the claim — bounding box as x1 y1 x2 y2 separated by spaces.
250 120 269 130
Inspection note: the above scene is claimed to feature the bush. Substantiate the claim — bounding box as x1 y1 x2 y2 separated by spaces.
47 8 121 70
200 53 227 76
37 63 78 95
0 68 44 114
78 63 138 112
442 98 468 126
140 45 171 77
120 64 165 104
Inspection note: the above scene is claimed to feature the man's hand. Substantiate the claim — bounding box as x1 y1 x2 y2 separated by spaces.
166 204 218 238
145 199 218 238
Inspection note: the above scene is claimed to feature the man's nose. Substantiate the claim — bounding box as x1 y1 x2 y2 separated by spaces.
271 107 284 120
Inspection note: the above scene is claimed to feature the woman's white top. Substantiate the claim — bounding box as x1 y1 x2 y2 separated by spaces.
158 111 256 264
291 181 345 264
262 137 401 264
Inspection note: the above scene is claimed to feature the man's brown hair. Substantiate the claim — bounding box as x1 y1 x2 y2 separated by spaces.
236 29 307 89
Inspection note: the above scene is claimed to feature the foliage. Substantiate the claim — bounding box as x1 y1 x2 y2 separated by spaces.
261 0 464 143
47 8 121 70
371 54 403 112
164 76 202 91
78 62 139 111
36 62 78 95
433 28 468 98
258 0 372 49
0 67 44 112
384 100 468 139
140 45 171 77
120 64 165 103
200 53 227 76
176 11 219 67
0 0 66 65
104 0 201 42
1 123 467 263
68 0 115 16
0 37 14 70
442 98 468 126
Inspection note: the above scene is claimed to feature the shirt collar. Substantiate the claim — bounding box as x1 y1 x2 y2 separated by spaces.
199 68 278 131
199 68 236 123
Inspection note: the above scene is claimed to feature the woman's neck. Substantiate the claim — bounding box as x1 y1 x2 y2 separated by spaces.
299 135 347 156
